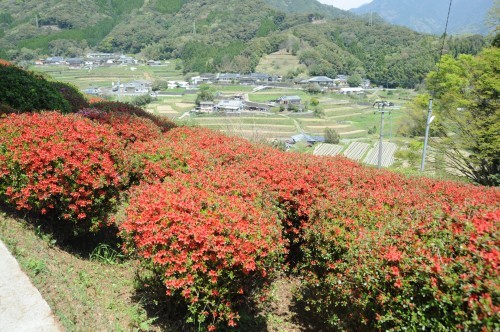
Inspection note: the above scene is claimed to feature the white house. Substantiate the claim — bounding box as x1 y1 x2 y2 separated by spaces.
339 87 364 94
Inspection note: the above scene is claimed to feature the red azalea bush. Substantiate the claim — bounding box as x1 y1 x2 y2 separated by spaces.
78 108 162 146
121 168 284 329
90 101 176 132
49 81 89 113
0 112 126 232
296 171 500 330
124 126 499 330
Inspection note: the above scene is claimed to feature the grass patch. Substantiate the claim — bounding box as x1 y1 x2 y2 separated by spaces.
0 212 162 331
0 210 311 331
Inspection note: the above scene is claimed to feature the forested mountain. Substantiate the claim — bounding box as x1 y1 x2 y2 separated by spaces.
352 0 494 36
0 0 489 87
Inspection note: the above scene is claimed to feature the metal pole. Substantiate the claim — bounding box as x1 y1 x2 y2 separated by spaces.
378 109 384 169
420 98 433 172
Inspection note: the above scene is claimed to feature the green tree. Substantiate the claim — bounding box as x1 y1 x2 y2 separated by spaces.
324 128 340 144
195 85 215 106
426 47 499 185
347 73 362 87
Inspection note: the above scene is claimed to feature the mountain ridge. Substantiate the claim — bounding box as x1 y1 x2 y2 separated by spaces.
0 0 489 87
351 0 494 35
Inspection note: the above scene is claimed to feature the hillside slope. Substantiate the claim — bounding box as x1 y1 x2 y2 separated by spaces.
352 0 494 35
0 0 489 87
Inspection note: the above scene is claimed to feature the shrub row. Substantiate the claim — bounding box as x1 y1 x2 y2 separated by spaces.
122 126 499 330
122 169 284 329
0 63 72 113
0 111 497 330
0 112 125 233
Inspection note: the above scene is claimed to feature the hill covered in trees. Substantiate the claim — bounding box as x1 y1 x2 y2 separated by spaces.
352 0 495 36
0 0 489 87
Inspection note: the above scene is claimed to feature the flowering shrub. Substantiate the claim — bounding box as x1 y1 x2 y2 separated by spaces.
49 81 89 113
4 107 495 331
0 112 126 232
90 101 176 132
87 96 106 104
0 59 13 66
121 168 284 329
78 108 162 146
297 173 500 330
123 126 499 330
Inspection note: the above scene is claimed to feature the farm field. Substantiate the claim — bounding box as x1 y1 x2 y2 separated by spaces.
363 142 398 167
255 50 307 77
32 62 184 90
31 63 418 167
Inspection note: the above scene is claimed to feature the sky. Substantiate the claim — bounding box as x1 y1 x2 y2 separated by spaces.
317 0 373 10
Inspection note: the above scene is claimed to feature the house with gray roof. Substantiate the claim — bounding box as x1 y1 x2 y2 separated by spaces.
277 96 302 105
217 73 240 83
306 76 335 86
215 100 243 113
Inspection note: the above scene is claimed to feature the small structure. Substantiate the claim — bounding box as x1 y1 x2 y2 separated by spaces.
66 58 83 67
123 80 152 94
199 101 215 113
215 100 243 113
290 134 324 144
217 73 240 83
147 60 162 66
245 101 270 112
118 55 137 65
44 57 65 65
277 95 302 105
334 75 348 86
83 87 100 95
167 81 189 89
301 76 335 86
339 87 364 94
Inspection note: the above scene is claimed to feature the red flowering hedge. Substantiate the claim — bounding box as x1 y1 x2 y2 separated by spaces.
297 171 500 330
2 106 495 331
121 126 499 330
78 108 162 146
90 101 176 132
121 168 284 329
0 112 126 232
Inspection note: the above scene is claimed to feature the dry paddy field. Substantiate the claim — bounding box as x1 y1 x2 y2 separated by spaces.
255 50 307 77
192 115 297 139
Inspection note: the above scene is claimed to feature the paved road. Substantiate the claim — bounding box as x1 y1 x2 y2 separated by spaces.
0 240 61 332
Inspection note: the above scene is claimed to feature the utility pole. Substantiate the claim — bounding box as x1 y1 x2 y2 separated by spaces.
374 101 391 169
35 14 39 29
420 99 435 172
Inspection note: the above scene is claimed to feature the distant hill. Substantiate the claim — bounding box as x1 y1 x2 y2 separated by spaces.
0 0 489 87
352 0 494 35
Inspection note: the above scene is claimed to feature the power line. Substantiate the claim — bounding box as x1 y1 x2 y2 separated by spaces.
421 0 453 172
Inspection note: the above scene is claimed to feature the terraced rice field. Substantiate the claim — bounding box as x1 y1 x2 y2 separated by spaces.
313 143 344 156
363 142 398 167
343 142 370 161
192 116 297 139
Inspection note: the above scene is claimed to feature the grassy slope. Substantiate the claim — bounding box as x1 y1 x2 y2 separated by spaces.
0 210 306 331
0 212 155 331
